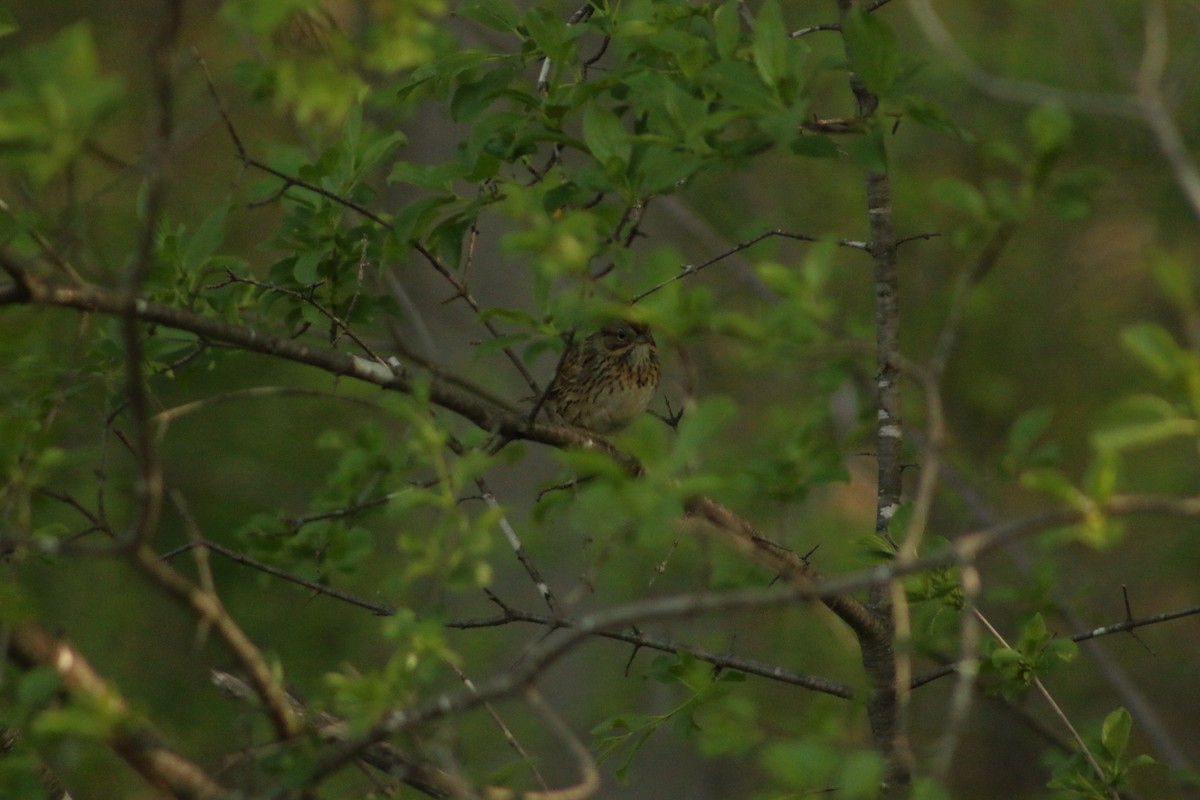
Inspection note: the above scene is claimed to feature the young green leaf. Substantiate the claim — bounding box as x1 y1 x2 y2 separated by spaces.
752 0 789 89
1092 394 1197 453
583 104 631 170
713 0 741 61
1120 323 1187 379
1100 707 1132 759
841 8 899 95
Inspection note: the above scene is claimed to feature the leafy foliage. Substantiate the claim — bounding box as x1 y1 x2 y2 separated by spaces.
1 1 1199 799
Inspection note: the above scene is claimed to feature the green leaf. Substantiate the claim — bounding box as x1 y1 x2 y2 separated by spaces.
1046 166 1105 220
1019 612 1048 650
1093 394 1197 453
387 160 468 191
1043 636 1078 665
582 104 630 170
633 145 703 195
17 668 62 709
553 447 629 481
0 8 18 38
701 60 776 114
476 307 541 328
933 177 988 221
357 131 408 176
911 778 953 800
1006 407 1054 467
0 22 125 183
989 647 1025 667
1100 707 1132 759
181 203 230 273
838 751 887 799
293 248 323 284
760 739 838 789
713 0 741 61
390 195 456 243
1026 102 1072 159
841 7 899 95
1120 323 1187 379
457 0 521 33
1084 448 1119 503
1019 467 1079 504
523 7 571 63
752 0 789 89
451 64 517 122
1148 251 1196 311
903 96 969 140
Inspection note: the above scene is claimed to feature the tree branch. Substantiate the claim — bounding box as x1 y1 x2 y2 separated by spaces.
836 0 908 788
447 599 855 698
7 622 228 799
292 489 1200 790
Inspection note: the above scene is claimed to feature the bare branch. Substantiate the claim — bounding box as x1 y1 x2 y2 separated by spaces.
791 0 896 38
447 599 854 697
446 661 551 792
630 229 875 304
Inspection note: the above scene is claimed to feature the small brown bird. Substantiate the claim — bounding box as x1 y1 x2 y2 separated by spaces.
544 320 660 434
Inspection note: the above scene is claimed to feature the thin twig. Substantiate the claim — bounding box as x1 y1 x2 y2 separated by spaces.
447 600 853 697
160 539 395 616
629 229 883 304
480 489 562 616
154 385 384 428
912 603 1200 690
791 0 896 38
445 660 551 791
331 235 369 348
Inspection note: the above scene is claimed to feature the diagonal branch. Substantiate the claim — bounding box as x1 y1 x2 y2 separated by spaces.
133 542 302 740
7 622 228 799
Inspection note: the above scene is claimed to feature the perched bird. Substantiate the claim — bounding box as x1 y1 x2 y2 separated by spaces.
544 320 660 434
